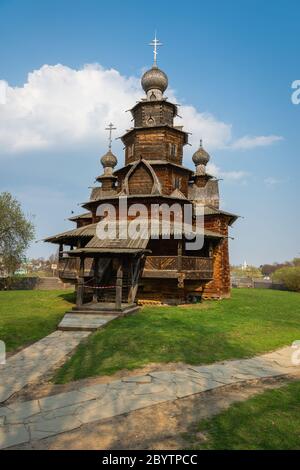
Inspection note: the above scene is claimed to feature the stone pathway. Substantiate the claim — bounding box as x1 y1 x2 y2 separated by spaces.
1 345 298 449
0 331 90 403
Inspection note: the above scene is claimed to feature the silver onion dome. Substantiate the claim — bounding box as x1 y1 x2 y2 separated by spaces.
100 149 117 174
192 140 210 167
141 66 168 99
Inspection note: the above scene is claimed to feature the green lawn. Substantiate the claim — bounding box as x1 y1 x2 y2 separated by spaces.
54 288 300 383
0 290 74 352
187 380 300 450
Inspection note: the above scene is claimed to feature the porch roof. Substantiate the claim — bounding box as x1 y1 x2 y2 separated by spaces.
44 223 97 243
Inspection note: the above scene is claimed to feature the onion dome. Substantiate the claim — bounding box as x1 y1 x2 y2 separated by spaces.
100 149 117 175
192 140 210 176
192 140 210 167
141 66 168 100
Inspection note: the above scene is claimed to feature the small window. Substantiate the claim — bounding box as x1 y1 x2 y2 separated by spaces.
174 176 180 189
169 143 177 158
128 144 134 158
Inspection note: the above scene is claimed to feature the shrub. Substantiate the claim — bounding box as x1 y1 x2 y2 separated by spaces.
272 267 300 292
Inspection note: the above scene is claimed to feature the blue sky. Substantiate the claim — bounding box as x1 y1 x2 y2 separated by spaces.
0 0 299 265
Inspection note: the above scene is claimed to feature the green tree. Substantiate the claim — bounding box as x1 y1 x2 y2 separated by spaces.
231 265 262 278
272 267 300 292
0 192 35 275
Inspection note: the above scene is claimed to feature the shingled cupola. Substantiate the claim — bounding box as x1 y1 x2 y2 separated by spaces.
192 140 212 187
96 123 118 191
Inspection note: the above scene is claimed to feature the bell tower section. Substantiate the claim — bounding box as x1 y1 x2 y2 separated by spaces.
121 62 188 166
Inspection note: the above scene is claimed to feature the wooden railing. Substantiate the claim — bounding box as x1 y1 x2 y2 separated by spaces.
144 256 178 271
58 257 94 279
182 256 213 272
144 256 213 274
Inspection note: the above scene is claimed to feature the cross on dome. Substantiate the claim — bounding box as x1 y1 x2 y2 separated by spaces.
105 123 116 150
149 32 163 66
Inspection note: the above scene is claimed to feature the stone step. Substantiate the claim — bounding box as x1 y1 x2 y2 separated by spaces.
36 277 71 290
58 313 119 331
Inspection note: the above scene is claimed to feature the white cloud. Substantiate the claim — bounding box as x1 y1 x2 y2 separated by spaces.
0 63 283 157
230 135 283 150
173 105 232 150
0 64 141 154
264 177 281 187
207 162 249 181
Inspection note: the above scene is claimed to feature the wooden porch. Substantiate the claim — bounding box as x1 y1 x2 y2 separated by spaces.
58 254 214 281
143 255 213 280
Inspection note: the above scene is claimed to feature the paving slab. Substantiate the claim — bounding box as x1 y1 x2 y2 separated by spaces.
0 424 30 449
29 415 83 441
133 383 167 395
38 390 97 412
4 400 41 424
79 383 108 399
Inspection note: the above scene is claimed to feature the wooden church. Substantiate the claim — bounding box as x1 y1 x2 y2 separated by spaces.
46 40 238 314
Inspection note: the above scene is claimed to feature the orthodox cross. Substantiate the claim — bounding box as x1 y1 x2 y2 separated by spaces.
105 123 116 150
149 33 163 66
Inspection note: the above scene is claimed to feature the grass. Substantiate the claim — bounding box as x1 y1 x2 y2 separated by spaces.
54 288 300 383
0 289 74 352
187 380 300 450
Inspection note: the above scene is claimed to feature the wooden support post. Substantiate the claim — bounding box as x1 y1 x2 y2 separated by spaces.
76 256 85 307
93 257 99 303
128 256 142 304
58 243 63 260
115 259 123 310
177 240 183 271
127 258 133 304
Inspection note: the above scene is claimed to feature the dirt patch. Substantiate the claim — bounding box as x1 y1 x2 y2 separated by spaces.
12 374 300 450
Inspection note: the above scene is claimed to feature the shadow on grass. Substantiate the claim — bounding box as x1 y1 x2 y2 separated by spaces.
59 291 76 304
